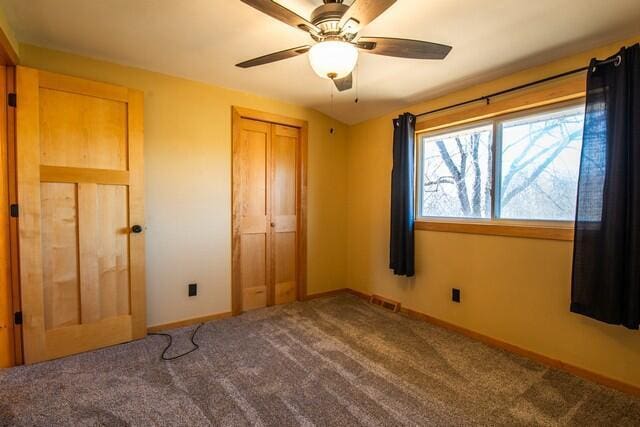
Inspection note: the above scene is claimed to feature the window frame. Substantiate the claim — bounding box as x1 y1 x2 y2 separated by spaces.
415 99 585 241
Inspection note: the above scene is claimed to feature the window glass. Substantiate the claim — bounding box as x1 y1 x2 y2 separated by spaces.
498 106 584 221
420 124 493 218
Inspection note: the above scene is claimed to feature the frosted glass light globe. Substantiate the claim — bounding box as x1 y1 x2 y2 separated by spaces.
308 41 358 79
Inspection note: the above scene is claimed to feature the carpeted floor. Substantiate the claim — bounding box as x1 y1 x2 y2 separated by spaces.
1 294 639 426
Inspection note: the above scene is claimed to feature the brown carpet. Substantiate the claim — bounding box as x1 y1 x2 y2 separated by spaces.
1 293 639 426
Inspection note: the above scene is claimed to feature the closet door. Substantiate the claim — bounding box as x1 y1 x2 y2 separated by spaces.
237 118 271 311
16 67 146 363
233 114 301 313
271 125 298 305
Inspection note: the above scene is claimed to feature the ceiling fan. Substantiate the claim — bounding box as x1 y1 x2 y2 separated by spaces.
236 0 452 92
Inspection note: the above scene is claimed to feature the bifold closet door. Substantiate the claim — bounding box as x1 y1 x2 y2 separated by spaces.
236 118 299 312
16 66 146 363
271 125 298 305
237 119 271 311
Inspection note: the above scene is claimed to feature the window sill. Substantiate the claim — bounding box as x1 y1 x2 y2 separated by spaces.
414 219 574 241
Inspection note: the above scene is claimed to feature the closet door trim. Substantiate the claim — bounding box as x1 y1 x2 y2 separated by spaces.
231 107 308 315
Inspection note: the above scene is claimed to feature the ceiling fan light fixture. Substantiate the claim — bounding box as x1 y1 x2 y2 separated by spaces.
308 41 358 80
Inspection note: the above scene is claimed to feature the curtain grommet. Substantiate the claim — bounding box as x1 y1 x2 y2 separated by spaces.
613 55 622 67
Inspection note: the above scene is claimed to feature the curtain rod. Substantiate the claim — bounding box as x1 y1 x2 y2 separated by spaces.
415 55 621 119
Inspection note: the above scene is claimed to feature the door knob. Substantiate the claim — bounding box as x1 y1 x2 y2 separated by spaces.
131 225 143 233
270 222 275 227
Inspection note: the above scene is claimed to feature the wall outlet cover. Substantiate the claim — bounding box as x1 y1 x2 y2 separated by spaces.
188 283 197 297
452 288 461 303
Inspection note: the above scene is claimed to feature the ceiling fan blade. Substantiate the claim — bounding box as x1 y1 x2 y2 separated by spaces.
333 73 353 92
240 0 320 34
236 46 311 68
357 37 452 59
339 0 396 33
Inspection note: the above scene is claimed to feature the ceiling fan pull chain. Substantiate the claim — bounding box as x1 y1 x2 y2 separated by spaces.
355 63 359 103
329 81 335 134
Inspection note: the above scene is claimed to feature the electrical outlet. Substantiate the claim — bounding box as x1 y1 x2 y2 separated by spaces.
188 283 197 297
452 288 461 303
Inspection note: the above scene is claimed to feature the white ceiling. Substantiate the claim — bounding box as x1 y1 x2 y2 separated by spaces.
2 0 639 124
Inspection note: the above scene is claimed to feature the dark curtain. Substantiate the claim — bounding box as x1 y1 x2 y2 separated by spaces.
571 44 640 329
389 113 416 277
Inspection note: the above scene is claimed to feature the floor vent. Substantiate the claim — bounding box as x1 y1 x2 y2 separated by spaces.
369 294 401 313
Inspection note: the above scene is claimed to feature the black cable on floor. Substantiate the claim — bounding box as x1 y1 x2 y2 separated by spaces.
148 323 204 361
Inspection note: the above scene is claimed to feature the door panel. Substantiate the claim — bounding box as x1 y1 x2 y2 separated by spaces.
96 185 130 319
78 182 100 325
40 182 80 330
238 119 270 311
274 232 296 305
16 66 145 364
271 125 298 306
77 183 130 324
241 234 268 311
39 88 128 170
272 126 296 216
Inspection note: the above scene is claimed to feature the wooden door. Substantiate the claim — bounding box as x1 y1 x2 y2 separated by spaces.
16 66 145 364
237 118 271 311
233 110 304 314
271 125 298 305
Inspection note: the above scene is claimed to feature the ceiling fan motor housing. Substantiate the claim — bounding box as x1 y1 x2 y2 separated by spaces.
311 2 349 35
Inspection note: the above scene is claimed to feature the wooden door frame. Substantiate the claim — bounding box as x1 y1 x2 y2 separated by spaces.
5 66 21 366
0 27 19 367
231 106 308 316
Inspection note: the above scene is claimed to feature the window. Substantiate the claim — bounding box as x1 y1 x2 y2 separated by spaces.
417 103 585 222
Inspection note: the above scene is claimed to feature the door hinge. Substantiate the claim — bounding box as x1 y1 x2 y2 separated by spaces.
7 92 16 108
10 203 18 218
14 311 22 325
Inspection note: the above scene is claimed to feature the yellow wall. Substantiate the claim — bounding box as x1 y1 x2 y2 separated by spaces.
19 44 348 327
0 6 18 58
347 36 640 388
